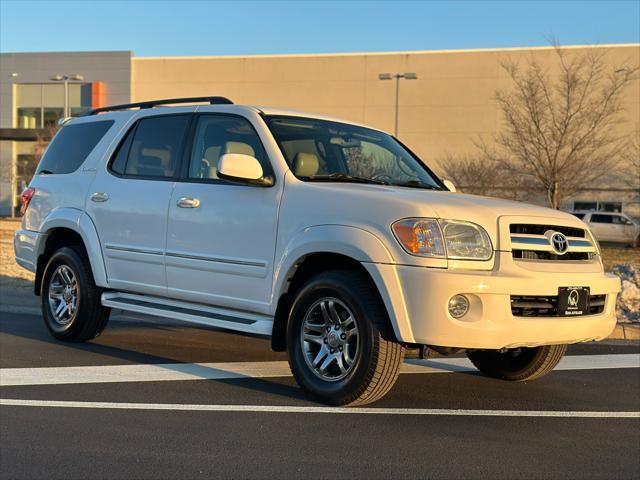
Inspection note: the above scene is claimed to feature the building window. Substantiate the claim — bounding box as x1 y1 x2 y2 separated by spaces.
15 83 93 129
573 200 623 213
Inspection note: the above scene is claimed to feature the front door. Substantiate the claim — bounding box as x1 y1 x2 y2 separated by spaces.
588 213 617 242
87 113 191 296
165 114 281 314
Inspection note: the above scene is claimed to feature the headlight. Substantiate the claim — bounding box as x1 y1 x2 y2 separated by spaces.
392 218 493 260
392 218 445 257
439 220 493 260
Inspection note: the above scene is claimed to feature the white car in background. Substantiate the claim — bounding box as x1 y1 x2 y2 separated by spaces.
571 211 640 247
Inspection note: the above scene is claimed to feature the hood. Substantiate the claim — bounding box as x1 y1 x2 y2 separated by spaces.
285 179 586 247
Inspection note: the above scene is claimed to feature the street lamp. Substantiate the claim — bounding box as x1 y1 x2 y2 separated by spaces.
8 73 19 218
378 72 417 137
49 74 85 118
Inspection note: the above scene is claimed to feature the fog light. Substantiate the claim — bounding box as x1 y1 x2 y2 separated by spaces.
448 295 469 318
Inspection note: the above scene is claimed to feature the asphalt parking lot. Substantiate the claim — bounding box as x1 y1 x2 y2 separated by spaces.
1 309 639 480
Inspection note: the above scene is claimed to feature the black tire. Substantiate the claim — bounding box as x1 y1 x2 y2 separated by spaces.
466 344 567 381
41 246 110 342
286 270 404 406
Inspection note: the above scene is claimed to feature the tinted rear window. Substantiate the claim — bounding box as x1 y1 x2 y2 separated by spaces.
36 120 114 174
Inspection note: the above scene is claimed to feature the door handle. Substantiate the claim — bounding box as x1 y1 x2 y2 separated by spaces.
90 192 109 202
176 197 201 208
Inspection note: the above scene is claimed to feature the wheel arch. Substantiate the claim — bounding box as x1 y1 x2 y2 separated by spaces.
270 225 411 351
34 209 107 295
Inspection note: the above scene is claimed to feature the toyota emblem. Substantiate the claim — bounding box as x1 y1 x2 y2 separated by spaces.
550 232 568 254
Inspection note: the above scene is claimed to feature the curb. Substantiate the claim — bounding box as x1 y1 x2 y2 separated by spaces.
607 323 640 340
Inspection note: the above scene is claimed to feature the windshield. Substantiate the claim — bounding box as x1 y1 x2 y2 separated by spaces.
265 116 443 189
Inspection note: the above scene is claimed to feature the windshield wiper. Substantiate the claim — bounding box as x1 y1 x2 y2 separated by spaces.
38 169 54 175
306 173 391 185
394 180 442 190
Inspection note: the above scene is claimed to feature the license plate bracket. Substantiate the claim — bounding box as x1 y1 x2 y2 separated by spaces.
558 286 590 316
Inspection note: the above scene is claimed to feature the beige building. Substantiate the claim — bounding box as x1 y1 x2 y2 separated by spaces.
1 44 639 216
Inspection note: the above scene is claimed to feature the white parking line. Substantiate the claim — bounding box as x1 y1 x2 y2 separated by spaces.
1 398 638 418
0 354 638 387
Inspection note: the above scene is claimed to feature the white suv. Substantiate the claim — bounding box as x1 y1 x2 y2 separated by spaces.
15 97 621 406
571 211 640 247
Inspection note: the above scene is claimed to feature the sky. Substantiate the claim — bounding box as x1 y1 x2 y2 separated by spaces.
1 0 639 57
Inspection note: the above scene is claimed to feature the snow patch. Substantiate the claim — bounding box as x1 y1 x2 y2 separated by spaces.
612 264 640 323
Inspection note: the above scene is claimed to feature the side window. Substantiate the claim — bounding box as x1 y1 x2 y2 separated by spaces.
37 120 114 174
572 213 585 220
110 125 135 175
187 115 267 181
123 115 190 178
591 214 613 224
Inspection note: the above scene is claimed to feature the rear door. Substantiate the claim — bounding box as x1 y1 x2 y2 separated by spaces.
165 113 281 314
86 111 192 296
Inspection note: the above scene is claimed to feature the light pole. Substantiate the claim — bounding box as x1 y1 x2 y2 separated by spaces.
378 72 417 137
49 74 84 118
8 73 19 218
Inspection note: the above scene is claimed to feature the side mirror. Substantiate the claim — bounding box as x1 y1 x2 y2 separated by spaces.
217 153 273 186
443 179 457 192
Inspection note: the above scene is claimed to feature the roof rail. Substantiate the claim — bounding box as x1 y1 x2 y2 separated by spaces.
85 96 234 116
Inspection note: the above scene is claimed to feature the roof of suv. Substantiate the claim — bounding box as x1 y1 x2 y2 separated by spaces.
76 97 385 134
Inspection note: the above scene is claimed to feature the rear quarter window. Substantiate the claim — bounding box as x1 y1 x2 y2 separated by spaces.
36 120 114 174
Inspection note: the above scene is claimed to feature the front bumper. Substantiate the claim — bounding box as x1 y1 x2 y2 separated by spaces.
367 252 621 349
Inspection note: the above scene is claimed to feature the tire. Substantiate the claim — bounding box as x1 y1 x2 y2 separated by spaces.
466 344 567 381
41 246 110 342
286 270 405 406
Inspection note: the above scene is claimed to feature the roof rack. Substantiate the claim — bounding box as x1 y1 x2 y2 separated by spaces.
85 96 233 116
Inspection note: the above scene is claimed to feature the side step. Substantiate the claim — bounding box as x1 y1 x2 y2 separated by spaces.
101 292 273 336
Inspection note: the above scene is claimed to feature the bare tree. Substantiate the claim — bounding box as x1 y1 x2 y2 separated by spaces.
483 45 638 209
439 153 531 201
619 128 640 190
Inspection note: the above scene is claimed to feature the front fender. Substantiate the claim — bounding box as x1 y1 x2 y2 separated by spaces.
272 224 413 343
37 208 108 287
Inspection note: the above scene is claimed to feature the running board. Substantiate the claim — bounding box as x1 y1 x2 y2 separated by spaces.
101 292 273 336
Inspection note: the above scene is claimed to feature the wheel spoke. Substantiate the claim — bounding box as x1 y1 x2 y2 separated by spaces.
344 344 355 366
55 301 68 317
303 332 324 345
305 322 325 333
312 346 329 368
60 268 73 286
340 315 355 329
327 300 342 324
336 355 348 375
318 354 335 374
319 301 332 325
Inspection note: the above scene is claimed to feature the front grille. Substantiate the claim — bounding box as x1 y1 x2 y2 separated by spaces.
510 294 606 317
510 224 586 238
509 223 595 262
512 250 593 261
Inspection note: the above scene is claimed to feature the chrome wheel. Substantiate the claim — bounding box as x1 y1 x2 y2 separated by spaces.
47 265 78 326
301 297 360 382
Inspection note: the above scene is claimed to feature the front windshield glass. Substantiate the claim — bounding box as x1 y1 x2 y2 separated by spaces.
266 116 442 189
